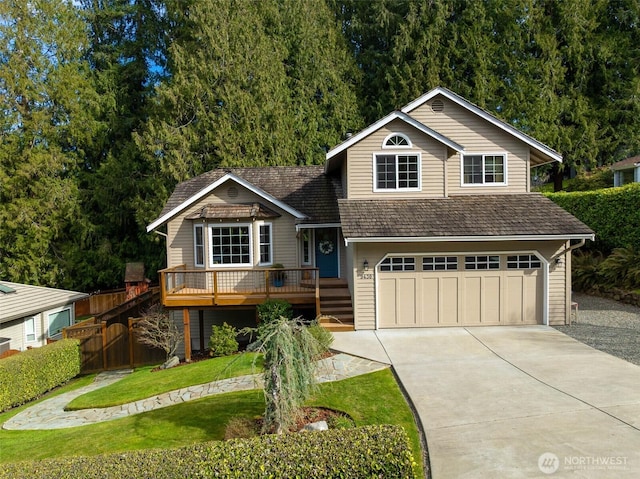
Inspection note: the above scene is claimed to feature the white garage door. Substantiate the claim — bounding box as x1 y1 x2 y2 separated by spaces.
378 254 543 328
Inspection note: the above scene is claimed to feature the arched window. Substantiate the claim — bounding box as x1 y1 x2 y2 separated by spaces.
383 133 411 148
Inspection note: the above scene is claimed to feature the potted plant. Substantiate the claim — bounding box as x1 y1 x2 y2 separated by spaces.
272 263 286 287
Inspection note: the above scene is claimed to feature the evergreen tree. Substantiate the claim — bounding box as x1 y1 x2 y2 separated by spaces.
138 0 361 185
0 0 101 286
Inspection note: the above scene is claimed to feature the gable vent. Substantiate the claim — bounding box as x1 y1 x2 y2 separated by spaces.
431 99 445 112
227 186 239 198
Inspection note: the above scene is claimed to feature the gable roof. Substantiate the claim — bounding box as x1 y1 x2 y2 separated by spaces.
147 166 342 232
338 194 594 242
610 155 640 171
401 87 562 166
325 110 464 172
0 282 88 324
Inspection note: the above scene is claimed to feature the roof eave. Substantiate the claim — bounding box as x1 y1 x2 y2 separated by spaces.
401 87 563 164
325 111 464 173
146 173 307 232
343 233 595 245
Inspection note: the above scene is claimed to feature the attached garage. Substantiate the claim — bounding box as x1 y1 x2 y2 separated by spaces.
377 253 544 328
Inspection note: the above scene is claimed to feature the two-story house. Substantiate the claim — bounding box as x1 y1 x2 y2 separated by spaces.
147 87 594 360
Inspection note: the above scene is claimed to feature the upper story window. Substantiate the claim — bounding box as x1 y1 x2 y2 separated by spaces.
210 224 252 266
462 154 506 186
383 133 412 148
374 154 420 191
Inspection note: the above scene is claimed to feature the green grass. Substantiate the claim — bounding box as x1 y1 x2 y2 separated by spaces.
0 369 423 477
66 353 262 409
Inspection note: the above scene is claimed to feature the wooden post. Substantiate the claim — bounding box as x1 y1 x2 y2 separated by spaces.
183 308 191 362
160 271 166 304
315 268 321 317
265 269 270 299
128 317 135 368
101 321 108 371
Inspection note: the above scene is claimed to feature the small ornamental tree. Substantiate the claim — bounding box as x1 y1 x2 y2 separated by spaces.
248 315 322 435
136 305 183 360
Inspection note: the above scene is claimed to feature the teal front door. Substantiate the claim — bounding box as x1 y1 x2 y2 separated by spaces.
315 228 339 278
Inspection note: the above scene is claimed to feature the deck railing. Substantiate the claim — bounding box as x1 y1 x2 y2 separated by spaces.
159 265 320 311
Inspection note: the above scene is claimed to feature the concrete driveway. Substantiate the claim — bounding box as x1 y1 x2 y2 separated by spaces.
332 326 640 478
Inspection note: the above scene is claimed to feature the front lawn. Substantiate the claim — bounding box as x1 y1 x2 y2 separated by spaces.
0 368 423 477
66 353 262 409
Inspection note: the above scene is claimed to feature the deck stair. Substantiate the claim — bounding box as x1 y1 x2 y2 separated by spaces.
315 278 354 332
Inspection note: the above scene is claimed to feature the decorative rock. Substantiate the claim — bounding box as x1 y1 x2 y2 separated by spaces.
301 420 328 432
161 356 180 369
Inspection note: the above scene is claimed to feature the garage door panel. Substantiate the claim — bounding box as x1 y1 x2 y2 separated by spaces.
421 277 440 326
464 277 481 324
440 277 460 325
397 277 417 326
523 273 542 324
482 275 502 324
379 277 397 327
505 276 524 324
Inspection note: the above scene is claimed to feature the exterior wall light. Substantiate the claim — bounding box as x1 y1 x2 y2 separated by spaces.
363 259 369 271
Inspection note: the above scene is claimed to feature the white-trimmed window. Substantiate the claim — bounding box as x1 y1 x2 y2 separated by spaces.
194 224 205 267
301 230 312 265
423 256 458 271
48 308 71 338
25 316 36 343
507 254 541 269
462 154 506 185
374 154 420 190
380 257 416 272
209 224 252 266
465 255 500 270
383 133 411 148
259 223 272 265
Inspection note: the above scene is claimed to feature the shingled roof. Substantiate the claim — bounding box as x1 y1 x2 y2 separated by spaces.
151 166 342 229
610 155 640 171
338 194 594 240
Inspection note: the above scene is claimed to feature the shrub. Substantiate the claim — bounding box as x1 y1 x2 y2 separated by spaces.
209 322 239 357
599 246 640 290
572 251 605 292
546 183 640 254
0 425 416 479
136 305 182 360
307 321 334 357
0 339 80 412
256 299 293 324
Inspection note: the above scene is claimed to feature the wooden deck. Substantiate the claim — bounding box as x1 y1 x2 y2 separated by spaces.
159 266 320 311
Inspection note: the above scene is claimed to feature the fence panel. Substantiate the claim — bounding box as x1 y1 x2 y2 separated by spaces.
65 323 104 372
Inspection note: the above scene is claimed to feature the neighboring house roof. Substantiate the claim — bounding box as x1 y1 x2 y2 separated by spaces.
610 155 640 171
0 282 88 324
147 166 342 232
325 110 464 173
401 87 562 166
338 195 594 242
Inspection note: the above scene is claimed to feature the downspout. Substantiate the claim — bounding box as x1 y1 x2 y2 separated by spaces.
550 238 586 262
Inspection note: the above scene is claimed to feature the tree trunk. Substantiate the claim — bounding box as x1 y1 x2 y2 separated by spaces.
552 162 564 192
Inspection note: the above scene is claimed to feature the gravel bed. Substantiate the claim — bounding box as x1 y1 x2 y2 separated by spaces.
553 293 640 366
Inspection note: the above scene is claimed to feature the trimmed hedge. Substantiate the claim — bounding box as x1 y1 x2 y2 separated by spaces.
546 183 640 253
0 339 80 412
0 425 417 479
